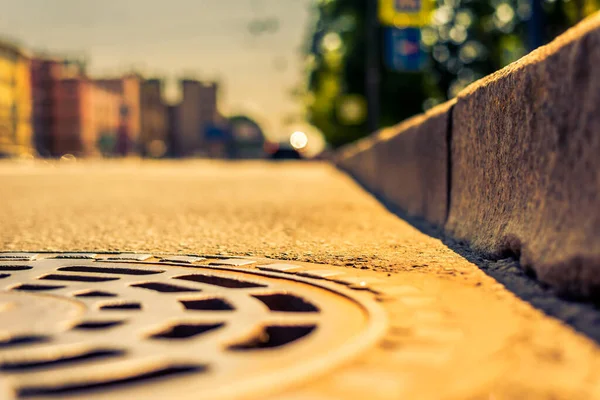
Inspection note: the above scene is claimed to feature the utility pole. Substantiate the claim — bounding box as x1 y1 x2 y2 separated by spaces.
528 0 545 51
366 0 380 133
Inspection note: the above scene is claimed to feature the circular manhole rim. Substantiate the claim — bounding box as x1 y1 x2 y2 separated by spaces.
0 251 388 400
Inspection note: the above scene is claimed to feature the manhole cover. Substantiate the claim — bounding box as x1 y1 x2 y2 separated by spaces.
0 252 386 400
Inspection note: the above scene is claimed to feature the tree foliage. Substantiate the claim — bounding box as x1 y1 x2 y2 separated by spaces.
304 0 599 148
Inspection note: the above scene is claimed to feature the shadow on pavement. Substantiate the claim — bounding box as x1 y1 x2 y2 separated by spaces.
354 177 600 345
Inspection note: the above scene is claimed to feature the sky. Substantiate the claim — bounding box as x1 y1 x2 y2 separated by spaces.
0 0 314 139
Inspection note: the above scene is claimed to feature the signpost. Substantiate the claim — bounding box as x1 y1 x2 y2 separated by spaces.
366 0 433 131
366 0 380 133
378 0 431 72
384 27 427 72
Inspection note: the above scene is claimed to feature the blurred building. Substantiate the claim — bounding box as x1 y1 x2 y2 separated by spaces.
31 56 88 157
53 77 93 156
90 82 121 156
31 55 139 157
94 75 141 154
0 39 33 157
54 78 130 157
32 73 221 158
31 58 59 156
176 80 218 156
140 79 168 158
166 104 180 157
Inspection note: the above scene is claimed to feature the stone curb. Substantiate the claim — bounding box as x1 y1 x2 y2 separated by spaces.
336 100 454 226
335 11 600 299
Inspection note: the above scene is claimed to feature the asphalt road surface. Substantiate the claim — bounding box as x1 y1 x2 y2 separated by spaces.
3 159 600 399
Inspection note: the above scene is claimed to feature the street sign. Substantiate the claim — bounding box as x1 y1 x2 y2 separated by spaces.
384 27 427 72
378 0 434 27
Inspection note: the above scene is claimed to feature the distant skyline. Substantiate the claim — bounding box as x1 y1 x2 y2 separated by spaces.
1 0 314 139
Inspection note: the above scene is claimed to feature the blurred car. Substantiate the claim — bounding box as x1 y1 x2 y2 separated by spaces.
265 142 303 160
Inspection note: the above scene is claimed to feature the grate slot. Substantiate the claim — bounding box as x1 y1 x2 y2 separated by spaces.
12 284 65 292
229 325 316 350
74 320 126 330
131 282 200 293
180 298 234 311
0 253 36 261
0 335 50 349
252 294 319 313
59 266 164 276
0 252 378 400
52 254 97 259
100 302 142 311
150 323 224 340
0 265 33 271
40 274 120 283
17 364 206 398
0 349 124 372
0 273 9 279
174 274 266 289
74 290 118 298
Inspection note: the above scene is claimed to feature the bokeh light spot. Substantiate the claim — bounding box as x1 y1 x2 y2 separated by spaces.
321 32 343 53
290 131 309 150
336 95 367 126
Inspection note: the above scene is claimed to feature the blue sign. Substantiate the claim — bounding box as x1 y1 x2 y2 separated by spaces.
384 28 427 72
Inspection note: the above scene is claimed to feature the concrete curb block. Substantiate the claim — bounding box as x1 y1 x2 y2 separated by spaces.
378 101 454 227
449 12 600 299
336 100 455 226
336 135 379 193
334 12 600 299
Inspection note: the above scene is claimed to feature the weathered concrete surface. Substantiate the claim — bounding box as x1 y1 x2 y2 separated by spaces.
334 13 600 299
335 135 379 193
0 159 455 270
375 100 453 226
4 159 600 399
336 100 454 227
447 12 600 299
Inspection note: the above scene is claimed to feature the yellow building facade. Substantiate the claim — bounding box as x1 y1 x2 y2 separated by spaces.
0 40 33 157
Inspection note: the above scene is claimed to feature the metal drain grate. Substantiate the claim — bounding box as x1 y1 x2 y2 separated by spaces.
0 252 386 400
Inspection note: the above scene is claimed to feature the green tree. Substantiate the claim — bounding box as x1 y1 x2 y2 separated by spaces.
304 0 435 148
304 0 599 148
424 0 600 99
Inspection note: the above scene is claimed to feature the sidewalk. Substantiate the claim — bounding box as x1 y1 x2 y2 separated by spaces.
2 159 600 399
